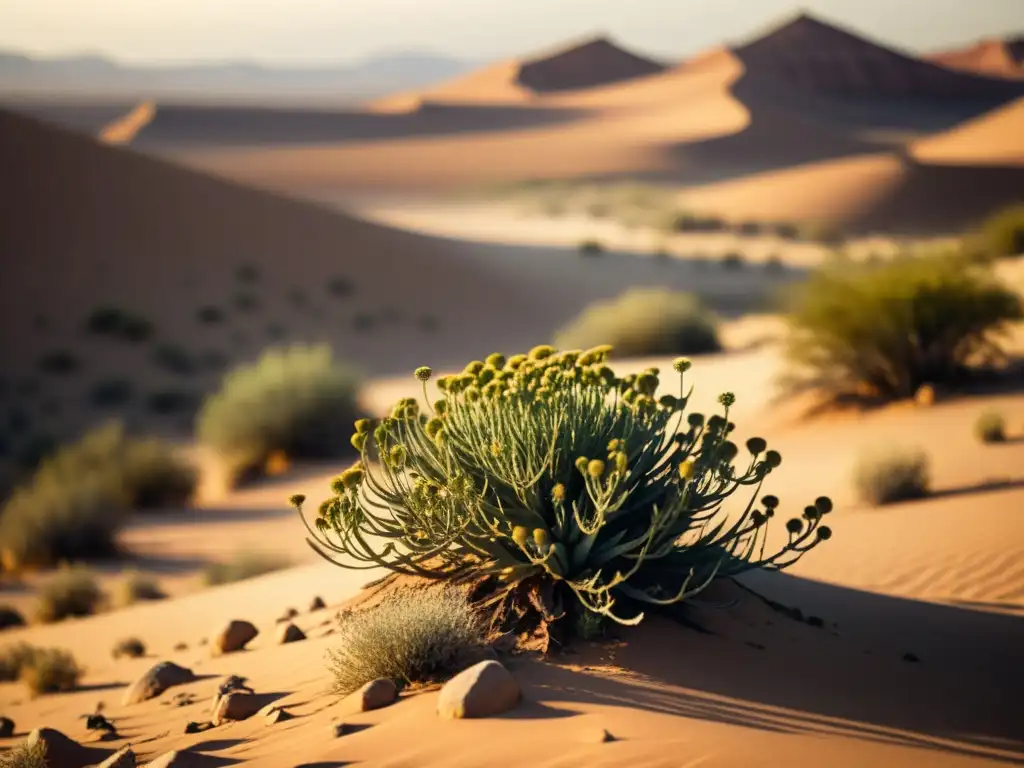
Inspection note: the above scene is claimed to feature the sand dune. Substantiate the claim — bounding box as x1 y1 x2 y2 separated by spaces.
911 97 1024 166
927 37 1024 80
682 151 1024 234
733 12 1024 103
372 36 664 111
98 100 156 145
1 345 1022 766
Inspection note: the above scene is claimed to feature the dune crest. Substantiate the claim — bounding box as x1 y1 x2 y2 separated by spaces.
927 37 1024 80
911 96 1024 165
98 100 158 145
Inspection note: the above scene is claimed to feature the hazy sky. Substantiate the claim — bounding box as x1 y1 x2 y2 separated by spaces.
2 0 1021 65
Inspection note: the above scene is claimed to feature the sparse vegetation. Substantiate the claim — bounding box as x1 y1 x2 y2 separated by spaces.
667 212 727 233
84 306 154 343
0 423 196 569
112 636 146 659
18 646 83 695
974 410 1007 443
783 250 1023 400
197 344 362 485
298 348 832 642
975 203 1024 259
554 288 721 357
35 565 104 623
721 251 745 270
111 570 167 609
327 588 485 695
0 738 47 767
202 552 291 586
89 378 133 408
801 221 845 246
578 239 605 256
37 350 80 376
854 446 930 506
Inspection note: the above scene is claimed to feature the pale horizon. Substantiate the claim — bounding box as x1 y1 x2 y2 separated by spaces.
1 0 1021 67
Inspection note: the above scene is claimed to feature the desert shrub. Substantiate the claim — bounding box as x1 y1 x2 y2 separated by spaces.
19 646 82 694
976 203 1024 259
35 565 103 623
736 221 763 236
327 277 354 298
854 446 930 506
111 570 166 609
764 254 785 274
0 423 196 568
554 288 721 357
578 239 605 256
147 389 198 415
112 636 146 659
721 251 745 270
37 350 79 376
0 738 47 767
202 552 291 586
83 306 153 343
197 344 362 485
197 305 225 324
974 410 1007 443
296 348 832 642
783 250 1023 400
89 378 133 408
801 221 845 246
0 643 36 681
327 587 484 695
773 222 800 240
667 212 726 233
153 344 198 376
0 605 25 631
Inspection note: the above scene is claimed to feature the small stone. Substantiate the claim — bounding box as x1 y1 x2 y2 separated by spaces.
211 620 258 656
331 722 357 738
579 726 614 743
275 623 305 644
265 707 293 724
26 727 109 768
309 596 326 611
182 721 212 734
437 660 521 719
197 638 208 647
490 631 516 654
212 691 262 725
95 746 136 767
123 661 196 705
173 642 188 652
340 678 397 713
276 608 299 623
0 716 14 737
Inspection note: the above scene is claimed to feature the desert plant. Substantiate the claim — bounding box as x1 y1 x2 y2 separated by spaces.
0 643 36 681
801 221 845 246
975 203 1024 259
721 252 745 270
0 423 196 569
111 570 166 609
35 565 103 623
296 348 832 643
19 646 82 695
37 350 79 376
89 378 133 408
783 250 1023 400
0 738 47 768
202 552 291 586
974 410 1007 443
578 239 605 256
555 289 721 357
84 306 153 342
854 446 930 506
667 212 726 233
327 587 485 695
0 605 25 631
112 637 146 659
196 344 362 485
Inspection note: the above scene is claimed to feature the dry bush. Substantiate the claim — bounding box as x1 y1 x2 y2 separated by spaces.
854 446 931 506
35 565 104 623
554 288 721 357
578 239 605 256
111 570 166 609
112 636 146 659
0 642 82 696
975 203 1024 260
327 588 485 695
0 739 47 768
974 410 1007 443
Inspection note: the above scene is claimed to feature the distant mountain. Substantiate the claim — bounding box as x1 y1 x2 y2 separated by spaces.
0 51 476 103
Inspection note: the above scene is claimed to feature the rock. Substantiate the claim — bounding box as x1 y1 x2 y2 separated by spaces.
26 727 109 768
211 620 258 655
437 661 521 719
212 691 262 725
123 661 196 705
331 722 357 738
276 608 299 623
0 606 26 631
0 716 13 737
490 631 517 654
182 721 212 735
340 678 397 713
275 623 305 644
172 642 188 652
579 726 614 743
309 596 326 611
94 746 137 767
211 675 253 710
264 707 293 724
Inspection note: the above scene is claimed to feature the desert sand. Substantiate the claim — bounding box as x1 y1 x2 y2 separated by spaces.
911 97 1024 166
927 37 1024 81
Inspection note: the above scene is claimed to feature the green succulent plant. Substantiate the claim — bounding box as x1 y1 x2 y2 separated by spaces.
295 346 832 636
